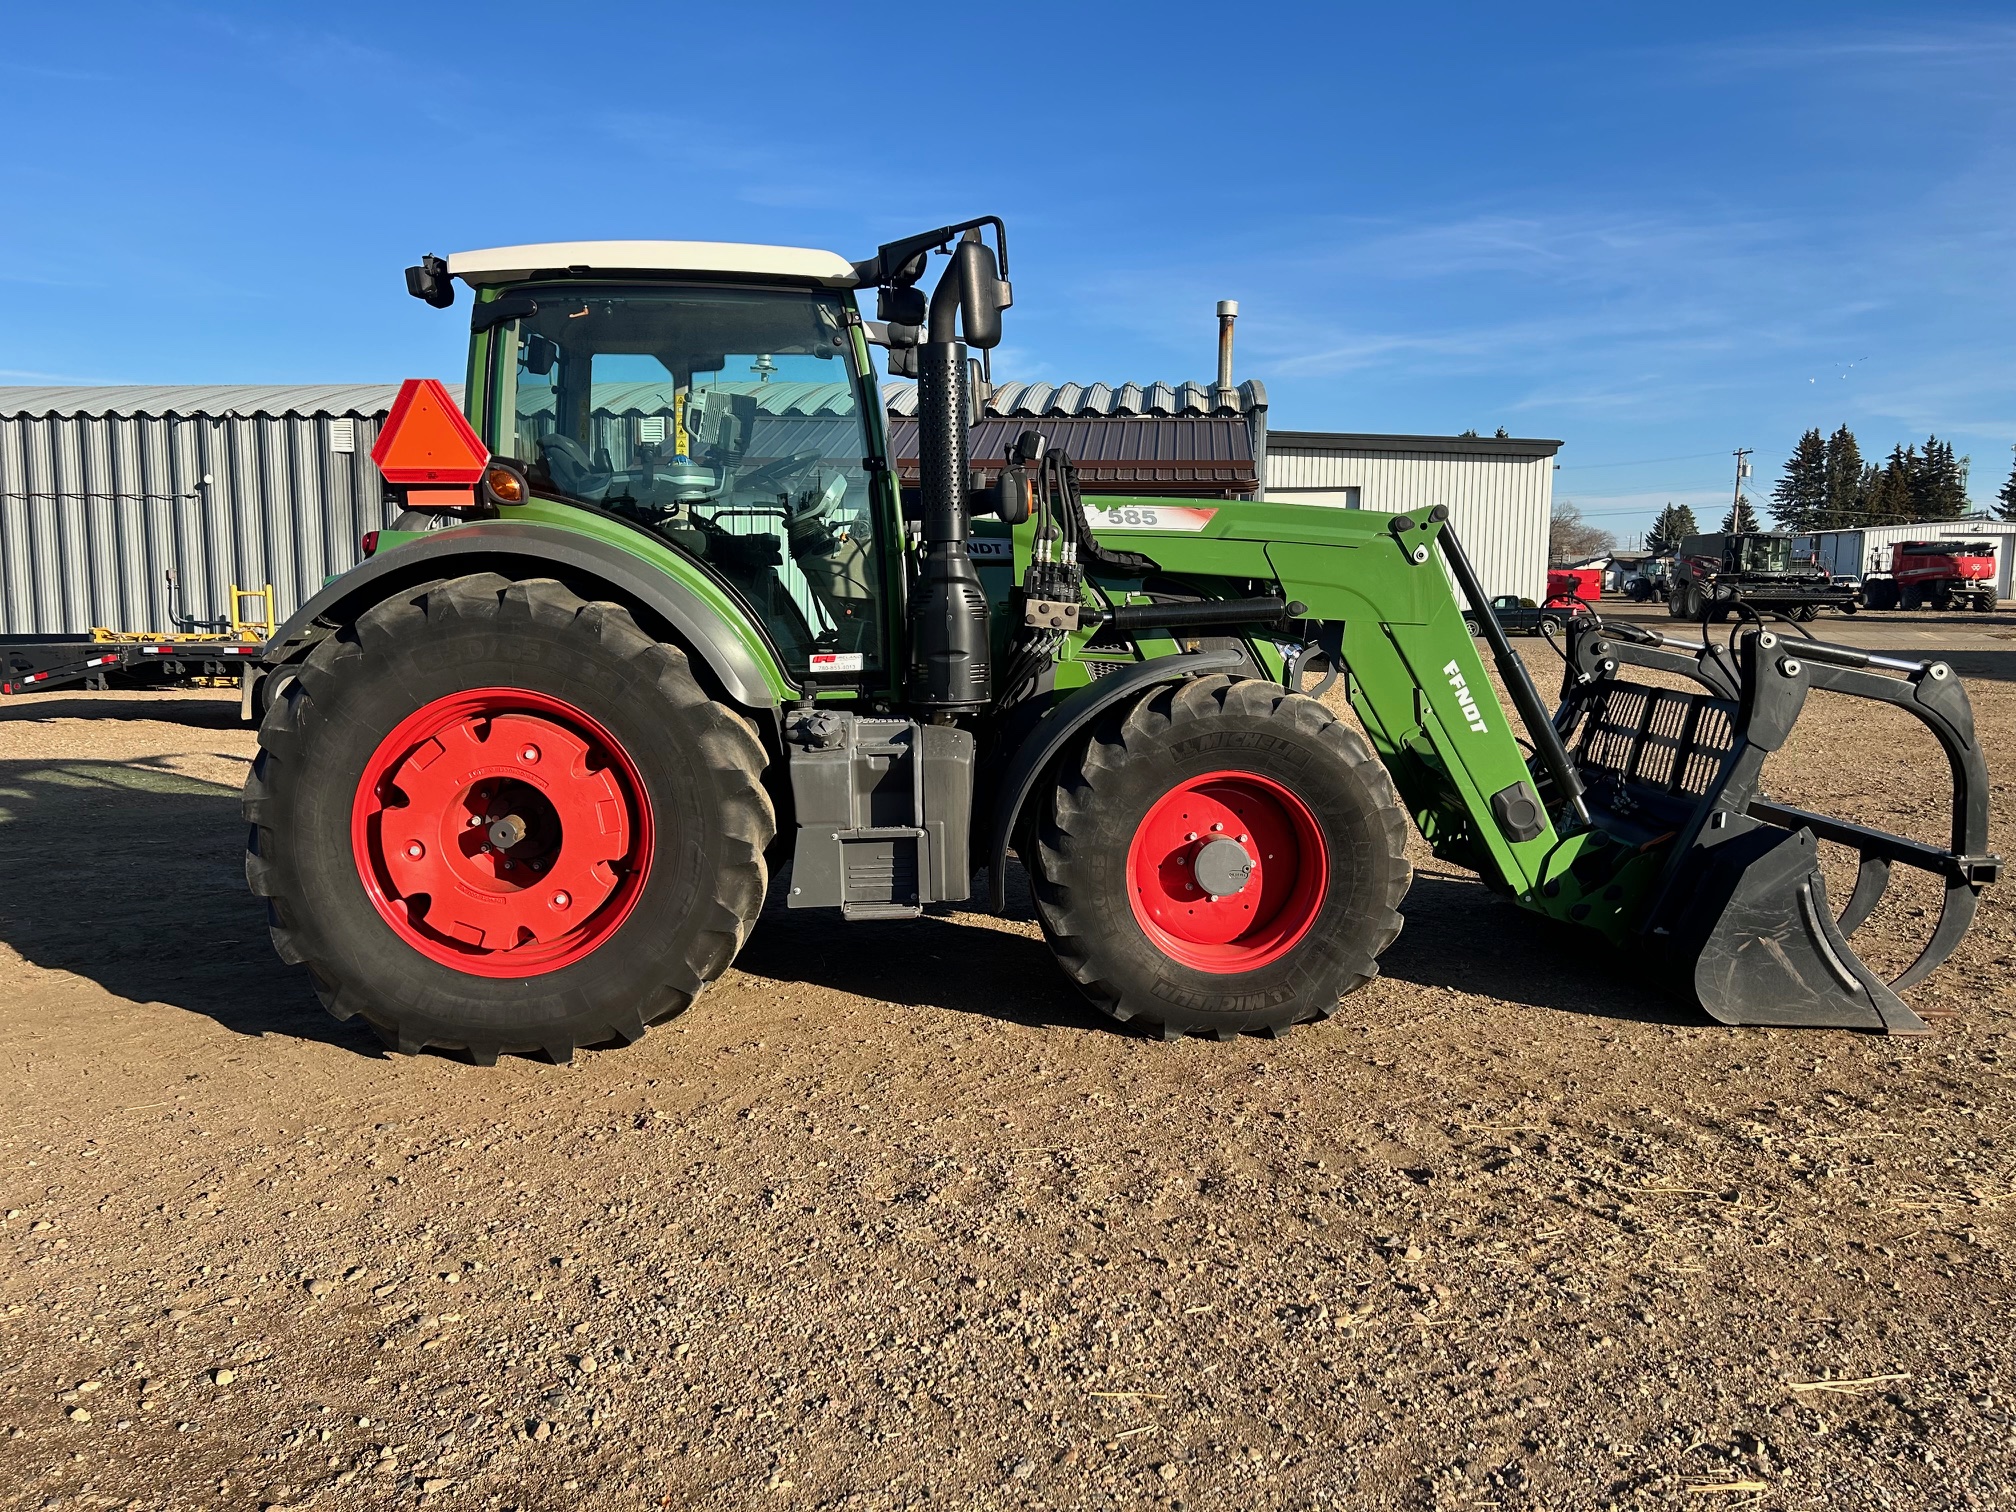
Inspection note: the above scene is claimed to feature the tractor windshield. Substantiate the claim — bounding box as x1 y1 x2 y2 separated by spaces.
1736 536 1793 573
488 284 886 675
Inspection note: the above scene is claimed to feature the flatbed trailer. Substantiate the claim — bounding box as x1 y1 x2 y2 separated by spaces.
1 634 266 710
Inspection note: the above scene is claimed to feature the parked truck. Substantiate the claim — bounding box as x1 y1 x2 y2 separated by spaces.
1860 540 2000 612
1669 532 1857 622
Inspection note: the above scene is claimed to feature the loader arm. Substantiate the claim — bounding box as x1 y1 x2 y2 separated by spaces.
1065 501 1608 903
1060 496 1997 1033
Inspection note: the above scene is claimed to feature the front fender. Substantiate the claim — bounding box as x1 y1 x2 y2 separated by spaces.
984 650 1243 912
265 518 792 710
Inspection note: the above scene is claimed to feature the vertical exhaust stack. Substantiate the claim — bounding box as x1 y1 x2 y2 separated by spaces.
1216 300 1238 404
906 231 1003 713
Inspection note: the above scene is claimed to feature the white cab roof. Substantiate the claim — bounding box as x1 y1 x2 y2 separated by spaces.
446 240 857 287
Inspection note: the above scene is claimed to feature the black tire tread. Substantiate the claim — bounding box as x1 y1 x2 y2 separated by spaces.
244 574 773 1061
1032 675 1411 1038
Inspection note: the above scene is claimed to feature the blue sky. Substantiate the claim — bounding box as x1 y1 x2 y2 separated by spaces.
3 3 2012 543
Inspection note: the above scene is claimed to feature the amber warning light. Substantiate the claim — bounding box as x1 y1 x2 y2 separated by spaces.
371 378 490 507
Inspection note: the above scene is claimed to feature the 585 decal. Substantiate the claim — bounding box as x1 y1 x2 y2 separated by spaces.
1083 504 1218 533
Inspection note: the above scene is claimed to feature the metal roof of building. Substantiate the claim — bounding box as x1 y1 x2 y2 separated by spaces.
1269 428 1561 458
883 379 1266 419
0 384 444 420
887 415 1256 497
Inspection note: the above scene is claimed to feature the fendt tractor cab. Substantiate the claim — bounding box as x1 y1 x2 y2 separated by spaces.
1670 532 1857 623
242 222 1999 1064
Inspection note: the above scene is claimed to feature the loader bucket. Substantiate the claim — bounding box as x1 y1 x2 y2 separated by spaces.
1556 620 2001 1034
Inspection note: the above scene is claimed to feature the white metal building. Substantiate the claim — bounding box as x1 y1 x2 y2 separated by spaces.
1807 519 2016 602
1262 430 1559 605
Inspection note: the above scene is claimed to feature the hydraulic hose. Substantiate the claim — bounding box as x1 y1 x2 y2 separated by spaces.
1424 510 1591 825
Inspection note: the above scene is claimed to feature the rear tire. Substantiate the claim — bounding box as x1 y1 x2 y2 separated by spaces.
244 574 774 1061
1462 615 1481 637
1793 603 1818 622
1029 675 1411 1040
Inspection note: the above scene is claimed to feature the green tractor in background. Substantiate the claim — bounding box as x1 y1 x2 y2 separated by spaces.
244 219 1999 1062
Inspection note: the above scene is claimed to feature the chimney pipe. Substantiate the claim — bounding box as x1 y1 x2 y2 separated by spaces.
1215 299 1238 398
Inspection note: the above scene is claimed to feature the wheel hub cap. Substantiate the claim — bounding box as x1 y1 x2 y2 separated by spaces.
1192 836 1257 898
352 688 652 977
1125 770 1328 974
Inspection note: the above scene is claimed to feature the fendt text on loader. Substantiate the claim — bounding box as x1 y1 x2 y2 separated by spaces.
242 221 2001 1062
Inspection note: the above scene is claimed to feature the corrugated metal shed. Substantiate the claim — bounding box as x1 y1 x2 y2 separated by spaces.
0 387 404 636
0 384 427 420
1263 429 1561 606
1808 520 2016 601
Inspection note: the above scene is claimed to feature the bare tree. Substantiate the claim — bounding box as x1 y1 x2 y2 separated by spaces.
1550 500 1615 564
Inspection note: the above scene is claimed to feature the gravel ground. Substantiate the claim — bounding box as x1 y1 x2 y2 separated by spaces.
1 609 2013 1511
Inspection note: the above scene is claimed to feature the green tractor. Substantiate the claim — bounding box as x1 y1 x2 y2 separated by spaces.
244 221 2000 1061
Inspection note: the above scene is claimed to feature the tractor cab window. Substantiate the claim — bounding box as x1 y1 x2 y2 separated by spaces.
1735 536 1792 573
494 284 884 675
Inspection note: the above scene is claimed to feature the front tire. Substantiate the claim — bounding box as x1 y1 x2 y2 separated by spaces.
244 574 774 1062
1029 676 1411 1040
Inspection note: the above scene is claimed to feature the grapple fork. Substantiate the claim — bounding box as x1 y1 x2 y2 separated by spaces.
1558 620 2001 1034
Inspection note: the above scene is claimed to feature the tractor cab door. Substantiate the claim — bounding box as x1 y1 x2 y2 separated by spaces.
490 283 895 680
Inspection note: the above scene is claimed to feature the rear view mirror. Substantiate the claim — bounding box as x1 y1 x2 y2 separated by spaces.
878 285 926 326
523 334 559 376
953 235 1004 350
404 254 455 309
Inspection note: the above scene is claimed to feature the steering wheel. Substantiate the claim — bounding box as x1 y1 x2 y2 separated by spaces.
736 449 825 495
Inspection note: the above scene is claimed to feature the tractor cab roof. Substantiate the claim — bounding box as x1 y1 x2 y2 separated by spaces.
446 240 858 288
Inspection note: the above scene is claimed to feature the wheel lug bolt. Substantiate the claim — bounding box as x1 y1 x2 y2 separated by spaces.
552 891 571 909
467 815 482 827
1211 822 1224 832
520 745 541 764
405 842 424 859
1185 832 1198 842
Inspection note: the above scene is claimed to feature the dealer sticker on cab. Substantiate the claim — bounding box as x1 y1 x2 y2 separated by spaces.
1084 504 1218 532
808 651 865 673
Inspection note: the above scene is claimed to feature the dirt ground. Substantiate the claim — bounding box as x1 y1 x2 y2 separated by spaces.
1 607 2013 1512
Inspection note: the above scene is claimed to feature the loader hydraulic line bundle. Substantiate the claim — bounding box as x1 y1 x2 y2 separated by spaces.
240 221 2000 1063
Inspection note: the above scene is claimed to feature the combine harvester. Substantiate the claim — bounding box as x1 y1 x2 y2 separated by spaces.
242 221 2000 1061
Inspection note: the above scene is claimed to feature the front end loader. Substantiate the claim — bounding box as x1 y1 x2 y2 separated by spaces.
242 223 1999 1061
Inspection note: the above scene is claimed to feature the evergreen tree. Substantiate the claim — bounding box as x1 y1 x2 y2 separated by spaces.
1821 425 1867 529
1996 445 2016 523
1770 428 1828 530
1721 495 1761 533
1910 435 1970 520
1644 502 1700 555
1867 445 1918 522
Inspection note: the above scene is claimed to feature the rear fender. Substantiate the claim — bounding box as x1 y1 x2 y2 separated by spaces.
263 519 793 710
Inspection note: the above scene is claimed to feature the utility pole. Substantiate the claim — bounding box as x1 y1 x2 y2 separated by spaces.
1730 448 1753 532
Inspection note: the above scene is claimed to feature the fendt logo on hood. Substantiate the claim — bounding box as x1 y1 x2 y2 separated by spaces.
1441 660 1489 734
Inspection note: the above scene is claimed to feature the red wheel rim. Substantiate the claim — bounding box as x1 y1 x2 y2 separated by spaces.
1125 770 1327 974
350 688 653 977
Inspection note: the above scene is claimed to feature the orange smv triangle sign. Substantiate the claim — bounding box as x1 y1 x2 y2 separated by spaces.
372 378 490 485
